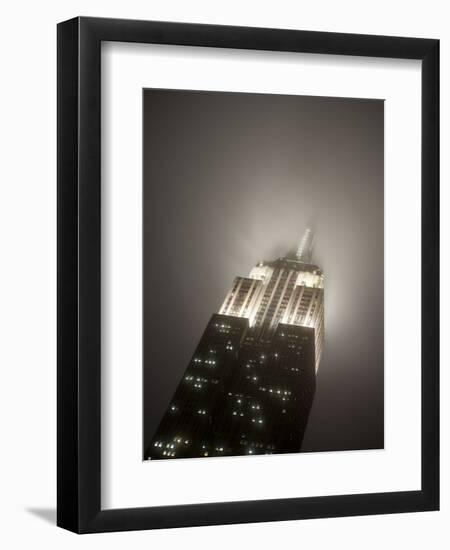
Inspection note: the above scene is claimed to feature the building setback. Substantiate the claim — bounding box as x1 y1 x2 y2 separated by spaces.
146 229 324 459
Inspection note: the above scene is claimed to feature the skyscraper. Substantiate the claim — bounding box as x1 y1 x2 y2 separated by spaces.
146 229 324 460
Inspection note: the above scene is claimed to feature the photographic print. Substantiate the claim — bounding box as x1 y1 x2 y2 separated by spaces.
143 89 384 460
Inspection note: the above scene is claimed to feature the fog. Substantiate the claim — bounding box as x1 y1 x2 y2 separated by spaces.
143 89 384 454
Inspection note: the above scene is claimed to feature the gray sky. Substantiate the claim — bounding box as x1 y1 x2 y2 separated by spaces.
143 89 384 455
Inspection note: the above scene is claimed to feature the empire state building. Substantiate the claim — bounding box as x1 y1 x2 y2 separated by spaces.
146 229 324 459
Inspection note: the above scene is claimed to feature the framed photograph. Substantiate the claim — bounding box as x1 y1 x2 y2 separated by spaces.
57 17 439 533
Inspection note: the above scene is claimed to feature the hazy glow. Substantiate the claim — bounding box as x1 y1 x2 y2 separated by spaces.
296 227 314 261
218 228 324 370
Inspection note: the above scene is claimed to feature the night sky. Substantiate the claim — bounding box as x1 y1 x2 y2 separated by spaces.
143 89 384 456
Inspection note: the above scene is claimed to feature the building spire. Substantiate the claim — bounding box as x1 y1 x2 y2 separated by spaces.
296 228 314 262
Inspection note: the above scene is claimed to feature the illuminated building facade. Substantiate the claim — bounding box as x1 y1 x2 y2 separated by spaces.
146 229 324 459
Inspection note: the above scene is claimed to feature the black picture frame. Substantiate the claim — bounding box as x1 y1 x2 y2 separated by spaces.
57 16 439 533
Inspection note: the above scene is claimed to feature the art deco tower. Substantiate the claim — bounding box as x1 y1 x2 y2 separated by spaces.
146 229 324 459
